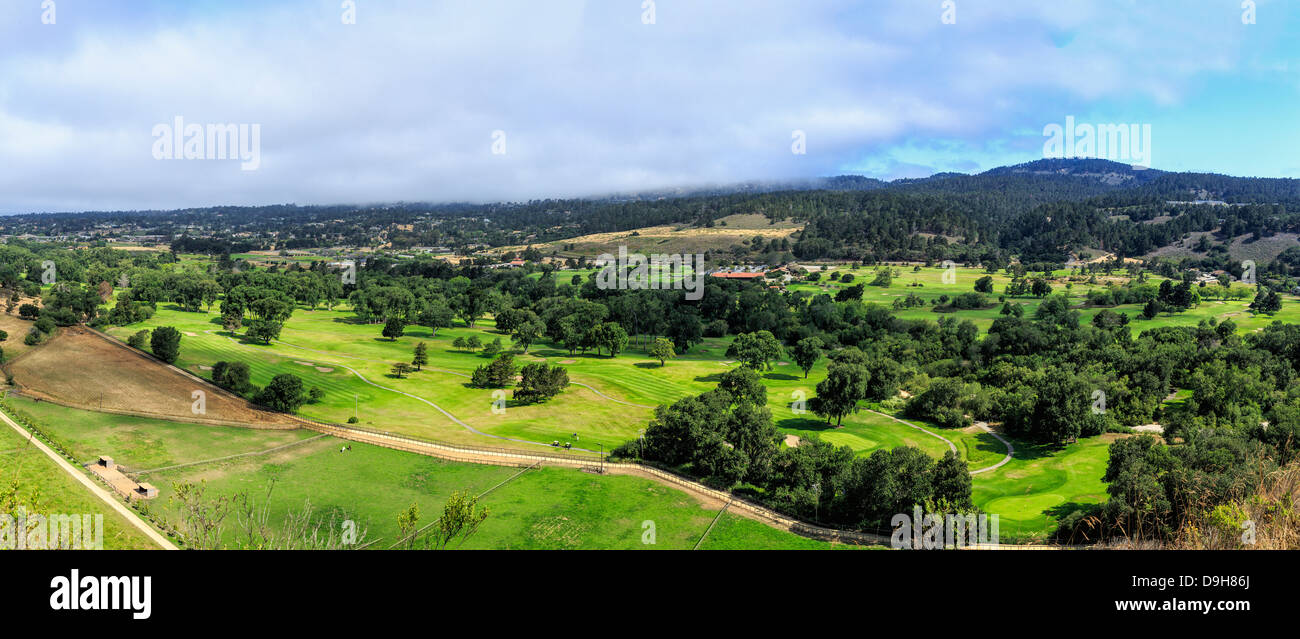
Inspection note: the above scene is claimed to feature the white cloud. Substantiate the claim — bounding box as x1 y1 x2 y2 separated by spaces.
0 0 1277 212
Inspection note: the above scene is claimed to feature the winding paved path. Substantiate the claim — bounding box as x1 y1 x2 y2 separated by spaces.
867 409 957 454
271 336 656 409
970 422 1016 475
205 331 1016 475
204 332 608 451
865 410 1015 475
0 406 177 550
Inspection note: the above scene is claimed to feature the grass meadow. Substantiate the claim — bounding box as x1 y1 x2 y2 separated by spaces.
6 396 840 549
0 406 158 549
38 262 1295 541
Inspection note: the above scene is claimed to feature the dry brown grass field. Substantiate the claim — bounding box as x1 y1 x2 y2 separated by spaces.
1144 231 1300 264
0 309 40 362
7 326 298 428
497 213 803 257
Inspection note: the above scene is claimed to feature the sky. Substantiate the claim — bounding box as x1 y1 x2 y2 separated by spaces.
0 0 1297 213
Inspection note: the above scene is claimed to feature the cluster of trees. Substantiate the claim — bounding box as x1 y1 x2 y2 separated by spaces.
1250 286 1283 314
465 353 570 404
514 363 569 404
1057 431 1277 543
624 368 973 530
470 353 517 389
208 361 321 413
122 326 182 363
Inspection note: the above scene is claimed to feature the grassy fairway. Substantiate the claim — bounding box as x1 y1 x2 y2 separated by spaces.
7 395 316 471
13 396 839 548
102 304 966 461
143 436 843 549
94 259 1248 542
787 263 1297 333
970 434 1115 541
0 412 159 549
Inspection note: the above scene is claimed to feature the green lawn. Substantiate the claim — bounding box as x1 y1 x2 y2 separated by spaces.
93 262 1273 543
12 396 838 549
970 434 1114 542
102 304 974 462
0 412 159 549
7 395 315 471
141 433 840 549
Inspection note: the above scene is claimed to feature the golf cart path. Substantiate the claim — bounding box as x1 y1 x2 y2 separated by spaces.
207 331 606 454
207 332 1014 476
0 407 178 550
970 422 1015 475
866 410 1014 475
271 334 655 409
301 418 1065 550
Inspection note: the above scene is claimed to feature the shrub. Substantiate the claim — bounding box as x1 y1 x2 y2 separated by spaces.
128 329 151 350
150 326 182 363
254 374 308 413
211 361 253 394
470 353 517 388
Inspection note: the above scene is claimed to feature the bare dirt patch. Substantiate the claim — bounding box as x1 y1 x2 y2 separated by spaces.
0 305 43 362
9 326 299 428
493 214 803 258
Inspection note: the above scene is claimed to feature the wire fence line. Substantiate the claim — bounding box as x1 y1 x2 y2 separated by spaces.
385 461 541 550
301 417 1078 549
130 434 330 476
694 501 732 550
290 413 606 464
68 327 1058 549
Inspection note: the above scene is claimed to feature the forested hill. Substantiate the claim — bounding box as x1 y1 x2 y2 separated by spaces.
4 159 1300 265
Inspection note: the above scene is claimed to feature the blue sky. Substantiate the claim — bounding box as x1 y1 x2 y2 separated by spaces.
0 0 1296 213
